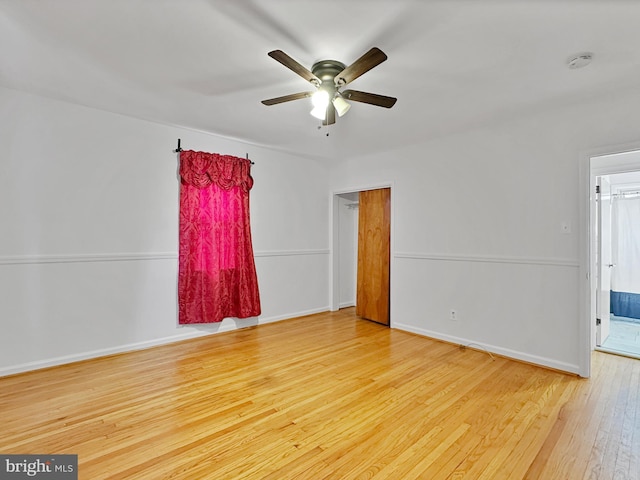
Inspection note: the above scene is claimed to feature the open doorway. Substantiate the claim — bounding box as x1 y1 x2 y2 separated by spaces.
331 185 393 325
595 171 640 358
334 192 359 310
591 151 640 360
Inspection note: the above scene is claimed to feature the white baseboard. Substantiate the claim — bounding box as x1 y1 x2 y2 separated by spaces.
2 309 579 377
393 322 580 375
256 306 330 325
0 306 330 377
0 331 208 377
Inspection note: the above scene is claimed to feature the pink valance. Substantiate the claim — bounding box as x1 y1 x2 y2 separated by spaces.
179 150 254 191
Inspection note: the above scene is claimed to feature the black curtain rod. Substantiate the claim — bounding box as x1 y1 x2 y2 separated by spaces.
174 138 255 164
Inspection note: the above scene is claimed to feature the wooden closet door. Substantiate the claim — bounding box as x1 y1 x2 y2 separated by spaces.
356 188 390 325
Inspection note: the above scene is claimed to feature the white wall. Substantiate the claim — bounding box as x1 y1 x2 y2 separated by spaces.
330 87 640 375
0 86 330 375
7 83 640 377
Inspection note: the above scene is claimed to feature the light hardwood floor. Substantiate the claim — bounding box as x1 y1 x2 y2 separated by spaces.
1 308 639 479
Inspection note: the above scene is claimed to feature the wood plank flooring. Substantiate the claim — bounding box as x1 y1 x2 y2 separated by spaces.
1 308 639 479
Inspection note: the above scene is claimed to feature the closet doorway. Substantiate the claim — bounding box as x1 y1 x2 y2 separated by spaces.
331 185 392 326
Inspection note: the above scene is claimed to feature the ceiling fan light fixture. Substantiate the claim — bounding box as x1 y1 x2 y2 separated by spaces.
311 89 330 109
332 96 351 117
310 89 331 120
310 104 327 120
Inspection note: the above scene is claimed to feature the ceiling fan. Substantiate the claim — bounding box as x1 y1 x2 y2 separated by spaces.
261 47 397 125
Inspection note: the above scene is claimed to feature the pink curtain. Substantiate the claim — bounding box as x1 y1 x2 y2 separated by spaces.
178 150 261 324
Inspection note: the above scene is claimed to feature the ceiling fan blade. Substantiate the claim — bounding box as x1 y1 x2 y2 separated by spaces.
335 47 388 86
261 91 314 106
341 90 397 108
323 105 336 126
268 50 321 85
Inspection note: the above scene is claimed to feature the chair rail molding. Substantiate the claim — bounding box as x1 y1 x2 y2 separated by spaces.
395 252 579 268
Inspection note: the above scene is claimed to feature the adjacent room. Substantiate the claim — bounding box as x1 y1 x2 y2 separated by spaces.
2 1 640 478
594 167 640 358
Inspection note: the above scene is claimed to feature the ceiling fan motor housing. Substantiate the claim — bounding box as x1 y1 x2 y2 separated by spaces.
311 60 346 95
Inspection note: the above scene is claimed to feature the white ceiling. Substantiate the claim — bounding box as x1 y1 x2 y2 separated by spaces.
2 0 640 161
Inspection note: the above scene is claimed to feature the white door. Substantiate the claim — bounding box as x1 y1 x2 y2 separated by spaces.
596 176 612 346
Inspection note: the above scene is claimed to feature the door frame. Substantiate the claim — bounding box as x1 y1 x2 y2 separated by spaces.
595 176 612 347
330 182 394 324
580 140 640 377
